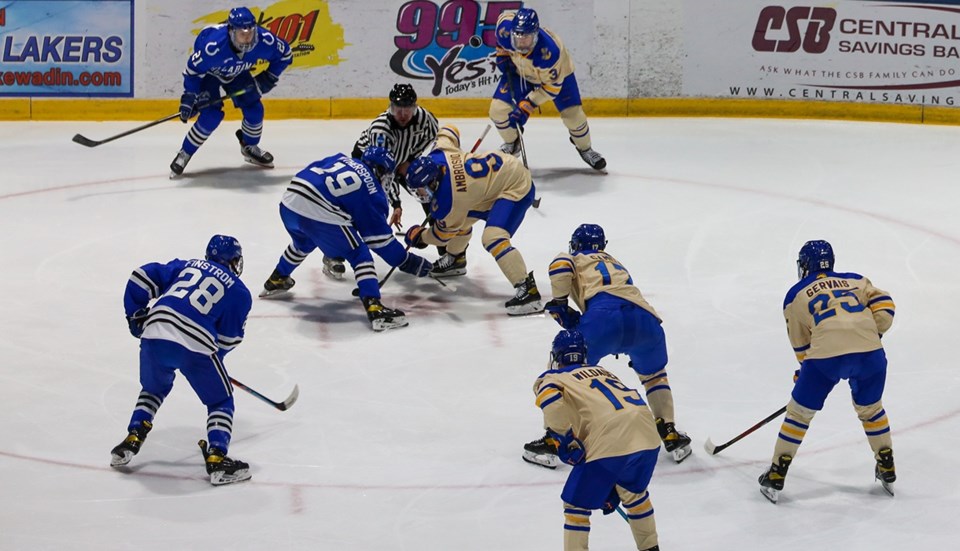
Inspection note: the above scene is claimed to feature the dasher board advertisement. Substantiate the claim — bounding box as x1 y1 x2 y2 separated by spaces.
0 0 134 97
683 0 960 106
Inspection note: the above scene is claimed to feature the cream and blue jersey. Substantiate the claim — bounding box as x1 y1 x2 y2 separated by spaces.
783 271 895 362
495 11 575 107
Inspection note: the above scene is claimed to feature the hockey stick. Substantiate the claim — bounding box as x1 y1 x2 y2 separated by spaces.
703 405 787 455
351 213 440 297
229 376 299 411
470 123 492 154
71 89 249 148
503 74 541 209
350 124 490 296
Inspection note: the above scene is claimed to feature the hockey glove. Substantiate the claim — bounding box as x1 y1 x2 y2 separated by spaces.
126 307 150 339
254 71 280 95
601 487 621 516
793 369 800 383
398 253 432 277
548 428 585 466
545 298 581 329
404 225 428 249
509 99 536 128
179 92 198 123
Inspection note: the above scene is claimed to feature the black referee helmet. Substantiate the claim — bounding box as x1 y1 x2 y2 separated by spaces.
389 83 417 107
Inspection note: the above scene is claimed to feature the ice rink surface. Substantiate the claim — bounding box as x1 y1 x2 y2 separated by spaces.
1 115 958 550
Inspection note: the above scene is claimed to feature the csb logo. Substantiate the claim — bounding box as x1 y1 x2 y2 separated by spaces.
390 0 522 96
752 6 836 54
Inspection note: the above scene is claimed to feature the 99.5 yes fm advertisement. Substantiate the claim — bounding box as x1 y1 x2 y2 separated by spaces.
683 0 960 106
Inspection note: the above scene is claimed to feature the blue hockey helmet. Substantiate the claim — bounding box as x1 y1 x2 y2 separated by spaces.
797 240 834 279
406 156 441 204
206 234 244 276
228 7 258 53
569 224 606 254
551 329 587 368
511 8 540 54
361 146 397 179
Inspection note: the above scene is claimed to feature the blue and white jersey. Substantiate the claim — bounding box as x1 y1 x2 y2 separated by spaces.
124 259 252 358
281 153 408 266
183 24 292 91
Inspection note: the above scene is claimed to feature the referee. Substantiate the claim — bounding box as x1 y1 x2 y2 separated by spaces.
321 84 440 281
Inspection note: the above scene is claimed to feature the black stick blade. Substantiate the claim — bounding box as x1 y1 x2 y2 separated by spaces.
72 134 101 147
277 384 300 411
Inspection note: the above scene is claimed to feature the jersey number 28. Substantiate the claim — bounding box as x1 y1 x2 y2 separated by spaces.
167 268 225 315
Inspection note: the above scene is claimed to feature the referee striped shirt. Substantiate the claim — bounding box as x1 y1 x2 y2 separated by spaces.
354 106 439 207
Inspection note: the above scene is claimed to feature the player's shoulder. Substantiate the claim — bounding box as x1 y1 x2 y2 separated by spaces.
194 24 230 50
418 106 439 125
530 32 562 69
234 279 253 304
496 11 517 49
833 270 865 281
784 275 814 308
255 26 289 48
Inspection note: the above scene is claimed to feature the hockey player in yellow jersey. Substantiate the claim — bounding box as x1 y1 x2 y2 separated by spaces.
535 330 661 551
524 224 691 469
759 240 897 503
490 8 606 170
403 124 543 316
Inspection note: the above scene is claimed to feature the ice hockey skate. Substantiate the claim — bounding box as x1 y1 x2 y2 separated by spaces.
236 130 275 168
169 149 192 179
499 139 521 157
362 296 408 331
505 272 544 315
430 251 467 278
758 454 793 504
110 420 152 467
322 255 346 280
656 417 692 463
875 447 896 496
259 268 295 298
570 138 606 171
522 432 559 469
198 439 251 486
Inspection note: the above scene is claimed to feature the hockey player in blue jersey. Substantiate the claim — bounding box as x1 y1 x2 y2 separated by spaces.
490 8 606 170
170 7 293 178
259 146 433 332
110 235 254 486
